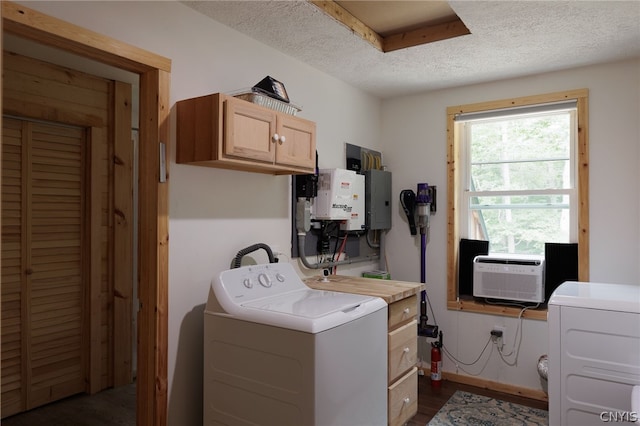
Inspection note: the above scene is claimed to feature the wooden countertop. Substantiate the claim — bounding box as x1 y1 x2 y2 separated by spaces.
304 275 424 304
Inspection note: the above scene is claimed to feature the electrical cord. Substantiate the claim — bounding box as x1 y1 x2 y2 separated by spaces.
495 304 540 366
443 335 492 366
436 302 540 374
332 234 348 274
330 229 342 273
484 298 540 310
425 290 438 326
366 229 380 248
332 222 342 253
441 335 494 377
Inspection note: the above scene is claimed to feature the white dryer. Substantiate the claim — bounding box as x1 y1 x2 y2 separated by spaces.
203 262 388 426
548 281 640 425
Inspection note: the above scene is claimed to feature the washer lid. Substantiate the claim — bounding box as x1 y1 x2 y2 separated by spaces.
207 262 387 333
233 289 385 333
242 289 374 318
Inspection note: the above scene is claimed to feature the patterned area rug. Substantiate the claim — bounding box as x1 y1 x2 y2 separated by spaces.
428 390 548 426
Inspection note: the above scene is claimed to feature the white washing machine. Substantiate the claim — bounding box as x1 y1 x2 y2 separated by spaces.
548 281 640 425
203 262 388 426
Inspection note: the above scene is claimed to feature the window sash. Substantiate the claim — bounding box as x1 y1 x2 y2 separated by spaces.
471 157 570 166
458 107 578 251
454 100 577 122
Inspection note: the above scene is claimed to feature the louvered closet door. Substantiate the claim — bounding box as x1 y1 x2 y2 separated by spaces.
1 117 86 415
2 118 26 415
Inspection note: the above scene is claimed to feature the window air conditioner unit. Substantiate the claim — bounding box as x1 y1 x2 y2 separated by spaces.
473 254 545 303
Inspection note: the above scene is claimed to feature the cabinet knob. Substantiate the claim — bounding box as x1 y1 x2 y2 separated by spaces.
279 135 286 145
403 347 410 353
403 397 410 404
272 133 280 143
403 308 410 314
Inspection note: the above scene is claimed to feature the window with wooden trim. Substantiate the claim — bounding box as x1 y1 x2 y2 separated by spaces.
446 90 590 320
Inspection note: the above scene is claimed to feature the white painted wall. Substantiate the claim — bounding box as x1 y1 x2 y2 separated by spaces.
382 58 640 393
13 1 640 423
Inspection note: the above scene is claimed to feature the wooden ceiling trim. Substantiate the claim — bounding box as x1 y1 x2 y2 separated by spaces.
310 0 471 53
383 17 471 53
311 0 384 52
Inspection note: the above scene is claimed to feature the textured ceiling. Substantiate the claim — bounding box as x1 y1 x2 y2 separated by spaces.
183 1 640 99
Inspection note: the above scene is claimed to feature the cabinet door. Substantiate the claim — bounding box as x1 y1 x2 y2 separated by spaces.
276 115 316 169
224 97 277 163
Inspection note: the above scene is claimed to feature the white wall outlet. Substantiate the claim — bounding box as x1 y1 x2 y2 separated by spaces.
491 325 506 350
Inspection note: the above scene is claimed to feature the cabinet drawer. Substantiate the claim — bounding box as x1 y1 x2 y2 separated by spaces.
388 319 418 382
388 367 418 426
388 295 417 330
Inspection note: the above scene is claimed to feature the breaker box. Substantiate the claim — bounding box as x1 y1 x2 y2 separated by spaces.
365 170 392 230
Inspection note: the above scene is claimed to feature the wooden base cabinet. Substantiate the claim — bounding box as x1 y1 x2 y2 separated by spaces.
304 275 423 425
387 296 419 426
176 93 316 175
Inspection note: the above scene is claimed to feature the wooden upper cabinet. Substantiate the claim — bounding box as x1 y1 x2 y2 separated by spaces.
177 93 316 174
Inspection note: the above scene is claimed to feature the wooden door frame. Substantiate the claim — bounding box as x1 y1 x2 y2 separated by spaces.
2 52 133 413
1 2 171 425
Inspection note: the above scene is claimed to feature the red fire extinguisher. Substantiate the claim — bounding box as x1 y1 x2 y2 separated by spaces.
431 331 443 388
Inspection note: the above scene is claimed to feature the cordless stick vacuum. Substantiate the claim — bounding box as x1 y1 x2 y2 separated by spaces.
416 183 438 338
400 185 438 338
416 184 430 284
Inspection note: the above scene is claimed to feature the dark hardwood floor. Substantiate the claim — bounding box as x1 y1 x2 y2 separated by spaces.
1 383 135 426
408 374 549 425
2 374 547 425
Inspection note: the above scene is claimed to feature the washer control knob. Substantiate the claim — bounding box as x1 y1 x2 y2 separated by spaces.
258 273 272 287
243 278 253 289
275 273 285 282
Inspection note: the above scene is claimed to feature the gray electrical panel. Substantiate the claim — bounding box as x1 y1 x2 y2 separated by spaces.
365 170 392 230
